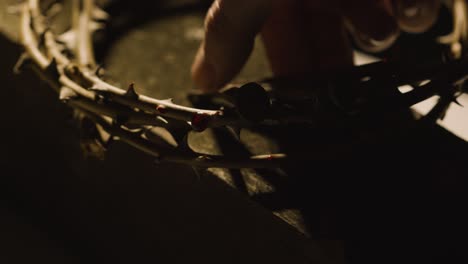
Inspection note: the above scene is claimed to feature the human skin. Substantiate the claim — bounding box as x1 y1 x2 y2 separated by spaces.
191 0 441 92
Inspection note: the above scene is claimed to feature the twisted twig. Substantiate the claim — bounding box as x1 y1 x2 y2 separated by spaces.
17 0 468 168
18 0 288 168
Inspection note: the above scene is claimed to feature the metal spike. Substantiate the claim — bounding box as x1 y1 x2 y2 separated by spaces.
125 83 139 99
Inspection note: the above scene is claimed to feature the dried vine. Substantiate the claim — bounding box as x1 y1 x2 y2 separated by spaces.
18 0 288 168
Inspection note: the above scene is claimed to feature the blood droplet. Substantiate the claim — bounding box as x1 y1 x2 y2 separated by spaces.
156 105 167 114
191 113 211 132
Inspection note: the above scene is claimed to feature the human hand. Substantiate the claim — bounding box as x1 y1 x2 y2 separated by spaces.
191 0 441 92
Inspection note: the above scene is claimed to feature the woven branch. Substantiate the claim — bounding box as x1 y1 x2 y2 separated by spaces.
17 0 468 168
18 0 289 168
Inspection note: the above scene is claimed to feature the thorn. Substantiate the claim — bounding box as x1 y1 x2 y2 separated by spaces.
156 105 167 114
89 21 105 33
59 86 77 101
57 30 76 50
156 116 169 124
125 83 139 99
13 53 30 74
225 126 241 141
92 7 109 21
95 65 105 77
453 98 464 107
162 98 174 104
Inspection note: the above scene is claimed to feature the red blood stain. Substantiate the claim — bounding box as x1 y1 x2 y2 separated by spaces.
156 105 167 114
191 113 211 132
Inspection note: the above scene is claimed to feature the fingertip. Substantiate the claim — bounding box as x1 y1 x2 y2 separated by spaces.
191 45 218 93
190 0 271 93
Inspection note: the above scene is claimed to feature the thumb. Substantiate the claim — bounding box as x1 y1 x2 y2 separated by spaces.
191 0 272 92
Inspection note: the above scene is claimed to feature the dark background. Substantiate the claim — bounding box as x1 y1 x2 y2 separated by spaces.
1 1 467 263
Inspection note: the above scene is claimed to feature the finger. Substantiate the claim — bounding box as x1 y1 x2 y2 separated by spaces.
191 0 272 92
393 0 441 33
340 0 400 53
261 0 353 77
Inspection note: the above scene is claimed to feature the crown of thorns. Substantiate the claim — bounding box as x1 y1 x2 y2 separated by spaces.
16 0 468 169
